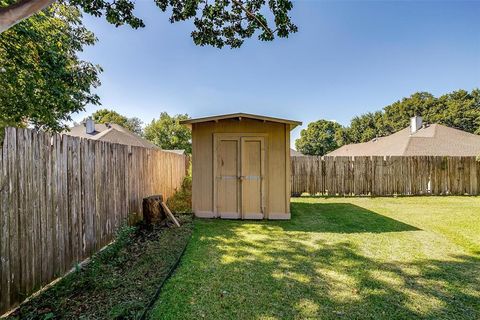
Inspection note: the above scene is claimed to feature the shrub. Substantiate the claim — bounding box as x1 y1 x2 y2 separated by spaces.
166 175 192 213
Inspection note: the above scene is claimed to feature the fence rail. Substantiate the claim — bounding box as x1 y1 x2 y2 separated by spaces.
0 127 188 315
291 155 480 196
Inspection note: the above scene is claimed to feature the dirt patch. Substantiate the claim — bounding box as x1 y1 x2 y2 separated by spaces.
7 215 193 320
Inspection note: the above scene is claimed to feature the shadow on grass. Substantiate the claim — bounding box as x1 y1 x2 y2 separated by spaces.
193 203 420 234
260 203 421 233
275 202 421 233
151 222 479 319
149 202 480 320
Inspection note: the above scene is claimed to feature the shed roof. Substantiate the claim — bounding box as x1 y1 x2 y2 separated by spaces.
180 113 302 130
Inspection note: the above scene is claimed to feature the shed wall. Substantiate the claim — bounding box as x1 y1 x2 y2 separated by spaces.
191 119 290 219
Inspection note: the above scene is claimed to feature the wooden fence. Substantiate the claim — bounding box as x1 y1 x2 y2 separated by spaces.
0 127 188 315
291 156 480 196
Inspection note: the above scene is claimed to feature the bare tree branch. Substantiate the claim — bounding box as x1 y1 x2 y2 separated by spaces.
0 0 55 33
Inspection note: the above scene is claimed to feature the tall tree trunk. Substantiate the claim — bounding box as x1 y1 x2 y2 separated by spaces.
0 0 55 33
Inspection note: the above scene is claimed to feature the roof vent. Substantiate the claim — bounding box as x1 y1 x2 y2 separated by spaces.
85 117 95 134
410 116 422 134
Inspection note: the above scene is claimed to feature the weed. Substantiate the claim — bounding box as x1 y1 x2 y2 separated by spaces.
166 175 192 213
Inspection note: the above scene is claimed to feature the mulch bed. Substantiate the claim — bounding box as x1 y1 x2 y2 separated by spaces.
7 215 193 320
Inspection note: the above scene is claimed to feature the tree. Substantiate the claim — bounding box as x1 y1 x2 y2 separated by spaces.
345 89 480 143
295 120 345 156
381 92 437 133
0 0 297 48
427 89 480 134
144 112 191 153
0 2 101 132
345 111 390 144
91 109 143 135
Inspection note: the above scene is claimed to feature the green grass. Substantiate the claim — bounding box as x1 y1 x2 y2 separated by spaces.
149 197 480 320
8 215 193 320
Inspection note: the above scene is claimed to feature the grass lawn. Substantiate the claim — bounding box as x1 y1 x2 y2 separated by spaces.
149 197 480 320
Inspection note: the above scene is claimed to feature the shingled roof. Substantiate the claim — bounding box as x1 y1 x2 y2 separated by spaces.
64 122 160 150
290 148 305 156
327 124 480 157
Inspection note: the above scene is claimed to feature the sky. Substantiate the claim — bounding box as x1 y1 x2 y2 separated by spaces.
76 0 480 145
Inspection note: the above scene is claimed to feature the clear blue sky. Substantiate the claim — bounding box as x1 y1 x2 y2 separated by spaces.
76 0 480 145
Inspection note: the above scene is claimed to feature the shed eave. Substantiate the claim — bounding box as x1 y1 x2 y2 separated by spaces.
179 113 302 130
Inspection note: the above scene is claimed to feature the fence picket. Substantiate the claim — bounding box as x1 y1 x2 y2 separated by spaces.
291 155 480 197
0 127 187 315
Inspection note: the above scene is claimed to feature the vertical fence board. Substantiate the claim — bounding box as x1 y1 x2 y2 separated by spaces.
45 133 54 284
291 155 480 197
0 131 10 312
0 127 188 315
7 128 19 307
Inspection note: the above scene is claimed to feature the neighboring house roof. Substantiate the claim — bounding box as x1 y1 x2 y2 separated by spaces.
290 148 305 156
163 149 186 155
180 113 302 130
327 124 480 157
64 122 160 150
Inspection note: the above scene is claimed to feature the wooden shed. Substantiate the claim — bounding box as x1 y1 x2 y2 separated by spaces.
181 113 302 220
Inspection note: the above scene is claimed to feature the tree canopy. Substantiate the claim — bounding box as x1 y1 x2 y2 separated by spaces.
1 0 298 48
0 2 101 132
91 109 143 135
144 112 191 153
296 89 480 156
295 120 344 156
345 89 480 144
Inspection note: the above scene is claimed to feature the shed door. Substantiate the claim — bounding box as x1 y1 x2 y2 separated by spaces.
215 135 265 219
240 137 265 219
216 137 241 218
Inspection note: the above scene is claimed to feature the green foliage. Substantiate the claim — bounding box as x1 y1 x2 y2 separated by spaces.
97 224 136 266
91 108 144 135
144 112 192 153
347 111 390 144
0 2 101 132
66 0 297 48
42 313 54 320
345 89 480 143
295 119 345 156
108 300 145 319
167 175 193 214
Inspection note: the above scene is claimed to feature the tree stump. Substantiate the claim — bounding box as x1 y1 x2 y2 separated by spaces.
143 195 166 225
